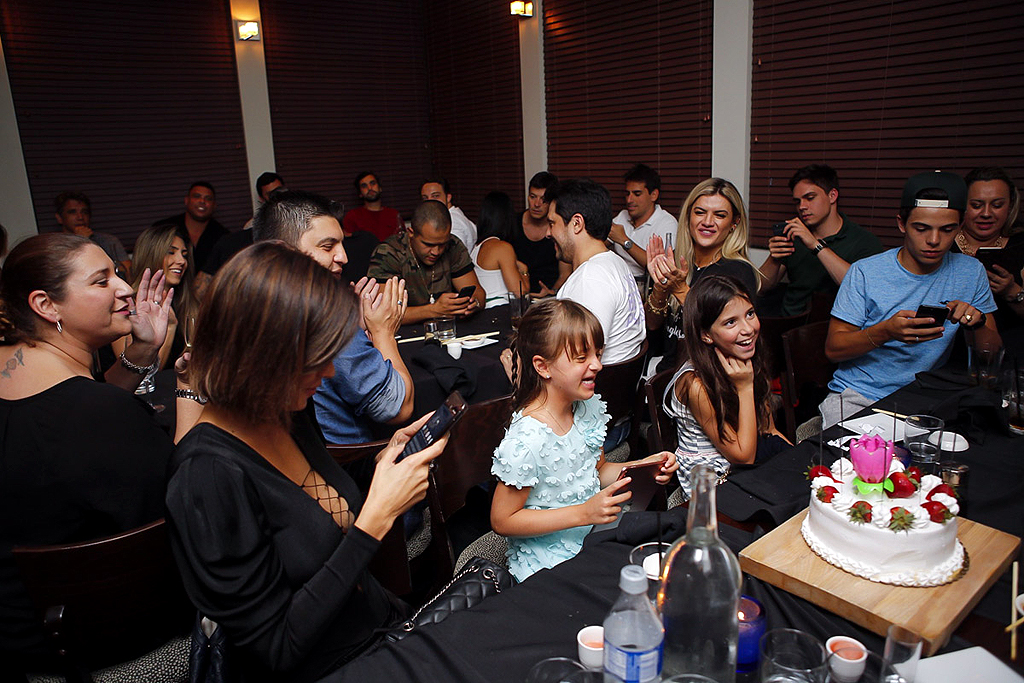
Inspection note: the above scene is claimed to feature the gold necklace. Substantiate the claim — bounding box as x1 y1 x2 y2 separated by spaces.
955 231 1004 256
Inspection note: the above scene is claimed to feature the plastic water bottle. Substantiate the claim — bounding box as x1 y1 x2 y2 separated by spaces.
659 464 742 683
603 564 664 683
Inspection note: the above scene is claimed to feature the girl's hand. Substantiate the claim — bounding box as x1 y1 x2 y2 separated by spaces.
715 347 754 390
129 268 173 350
581 477 632 525
640 452 679 484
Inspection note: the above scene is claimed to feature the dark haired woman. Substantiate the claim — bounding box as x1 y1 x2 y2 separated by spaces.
666 275 789 500
0 233 200 668
471 191 531 307
165 242 447 682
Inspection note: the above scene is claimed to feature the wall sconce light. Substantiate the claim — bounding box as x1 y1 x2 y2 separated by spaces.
510 2 534 17
235 20 261 41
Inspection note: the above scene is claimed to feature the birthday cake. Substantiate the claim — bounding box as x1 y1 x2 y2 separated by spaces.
800 435 964 587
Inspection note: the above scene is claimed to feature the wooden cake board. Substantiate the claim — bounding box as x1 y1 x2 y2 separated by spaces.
739 510 1020 655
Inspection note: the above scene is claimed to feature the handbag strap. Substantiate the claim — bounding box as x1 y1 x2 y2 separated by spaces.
402 559 505 629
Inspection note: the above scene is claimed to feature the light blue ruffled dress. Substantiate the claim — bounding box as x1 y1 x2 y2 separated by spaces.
491 395 609 581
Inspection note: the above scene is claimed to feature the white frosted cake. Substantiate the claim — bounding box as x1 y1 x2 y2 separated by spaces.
800 438 964 587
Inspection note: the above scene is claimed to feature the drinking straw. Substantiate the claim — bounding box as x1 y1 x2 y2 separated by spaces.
892 403 897 444
657 511 664 576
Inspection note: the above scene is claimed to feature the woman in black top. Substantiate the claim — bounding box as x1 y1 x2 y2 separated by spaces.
644 178 761 372
0 233 192 669
166 242 446 682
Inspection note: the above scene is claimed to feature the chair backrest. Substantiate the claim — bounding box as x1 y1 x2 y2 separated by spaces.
427 394 513 577
757 312 810 378
780 320 835 441
806 289 837 323
644 368 679 454
595 339 649 428
13 518 192 673
328 439 414 596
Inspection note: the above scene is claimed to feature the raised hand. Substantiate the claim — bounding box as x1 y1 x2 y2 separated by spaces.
363 276 407 342
128 268 173 350
715 347 754 390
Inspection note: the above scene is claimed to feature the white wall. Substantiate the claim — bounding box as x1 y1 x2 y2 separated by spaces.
711 0 753 206
0 31 39 247
518 1 548 191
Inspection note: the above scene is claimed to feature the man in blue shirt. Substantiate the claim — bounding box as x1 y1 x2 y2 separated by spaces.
252 190 414 442
821 171 1001 427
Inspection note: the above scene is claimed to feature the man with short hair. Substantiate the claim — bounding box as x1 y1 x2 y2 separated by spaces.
368 200 485 324
548 179 646 365
54 191 130 276
252 190 414 443
513 171 569 297
342 171 404 241
153 181 228 272
608 164 677 281
821 171 1000 427
760 164 883 316
421 177 477 249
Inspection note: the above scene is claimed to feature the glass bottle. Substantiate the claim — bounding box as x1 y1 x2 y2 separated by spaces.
658 464 742 683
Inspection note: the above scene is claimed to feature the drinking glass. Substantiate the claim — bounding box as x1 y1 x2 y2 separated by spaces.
183 316 197 350
509 293 532 329
903 415 944 475
759 628 827 683
662 676 719 682
882 624 922 683
628 542 671 605
967 342 1003 389
424 320 440 345
525 657 585 683
828 648 902 683
434 316 456 343
1002 367 1024 434
563 670 603 683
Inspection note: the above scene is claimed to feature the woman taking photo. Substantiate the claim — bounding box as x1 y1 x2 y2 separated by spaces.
166 242 447 682
0 233 199 670
471 191 531 307
645 178 761 372
115 223 199 369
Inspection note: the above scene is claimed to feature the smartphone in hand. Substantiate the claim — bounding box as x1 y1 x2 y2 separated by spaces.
915 304 949 327
771 221 789 238
399 391 467 461
615 458 666 512
456 285 476 299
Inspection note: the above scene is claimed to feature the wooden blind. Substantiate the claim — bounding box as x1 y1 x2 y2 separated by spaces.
422 1 524 221
260 0 432 221
0 0 252 246
543 0 713 216
749 0 1024 248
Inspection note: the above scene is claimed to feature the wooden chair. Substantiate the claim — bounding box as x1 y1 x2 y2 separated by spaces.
595 339 649 458
327 439 419 597
780 321 835 442
427 394 513 579
758 311 810 378
644 368 679 454
13 519 193 681
805 289 837 323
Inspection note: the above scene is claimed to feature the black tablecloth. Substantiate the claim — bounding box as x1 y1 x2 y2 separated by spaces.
397 306 513 420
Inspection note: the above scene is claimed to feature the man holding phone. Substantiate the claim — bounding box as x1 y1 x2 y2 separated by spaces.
368 200 485 323
820 171 1000 427
760 165 882 316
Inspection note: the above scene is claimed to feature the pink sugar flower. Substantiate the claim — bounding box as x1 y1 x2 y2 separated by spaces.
848 434 893 483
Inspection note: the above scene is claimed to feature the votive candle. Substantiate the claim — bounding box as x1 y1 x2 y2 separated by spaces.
736 595 766 673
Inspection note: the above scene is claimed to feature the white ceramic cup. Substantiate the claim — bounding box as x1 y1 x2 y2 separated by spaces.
576 625 604 670
825 639 867 683
446 341 463 359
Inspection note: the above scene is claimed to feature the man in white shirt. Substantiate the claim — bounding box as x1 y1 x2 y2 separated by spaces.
548 179 646 365
609 164 678 281
421 177 477 249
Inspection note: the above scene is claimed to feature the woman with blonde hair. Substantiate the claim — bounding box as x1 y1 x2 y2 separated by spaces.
116 223 198 369
644 177 761 372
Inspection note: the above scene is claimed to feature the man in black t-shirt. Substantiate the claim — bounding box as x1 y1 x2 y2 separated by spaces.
153 181 227 273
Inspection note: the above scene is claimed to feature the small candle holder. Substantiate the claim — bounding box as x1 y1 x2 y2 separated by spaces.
736 595 766 673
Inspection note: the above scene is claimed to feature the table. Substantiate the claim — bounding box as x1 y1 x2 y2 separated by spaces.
396 306 513 421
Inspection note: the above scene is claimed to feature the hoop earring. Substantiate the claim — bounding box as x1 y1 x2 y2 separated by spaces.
56 320 63 334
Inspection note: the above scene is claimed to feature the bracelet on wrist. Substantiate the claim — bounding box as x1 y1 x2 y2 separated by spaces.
646 293 670 316
119 350 158 375
174 388 208 404
865 328 881 349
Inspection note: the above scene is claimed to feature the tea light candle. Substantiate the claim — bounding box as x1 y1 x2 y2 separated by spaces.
736 595 766 672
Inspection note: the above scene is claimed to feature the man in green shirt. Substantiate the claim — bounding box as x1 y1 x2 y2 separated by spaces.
760 164 883 316
368 200 484 323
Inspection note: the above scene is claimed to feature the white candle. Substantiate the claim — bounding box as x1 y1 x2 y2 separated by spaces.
642 552 664 580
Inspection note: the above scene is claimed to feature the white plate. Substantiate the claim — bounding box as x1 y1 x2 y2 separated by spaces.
461 337 499 349
838 414 905 442
927 431 968 451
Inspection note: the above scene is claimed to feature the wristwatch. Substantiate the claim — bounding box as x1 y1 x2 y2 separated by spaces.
813 239 828 254
1014 289 1024 304
622 239 634 250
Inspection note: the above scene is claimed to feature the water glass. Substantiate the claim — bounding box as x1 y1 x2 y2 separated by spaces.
628 542 671 605
509 293 532 329
882 624 922 682
967 342 1003 389
828 648 902 683
759 628 827 683
1002 367 1024 434
525 657 584 683
903 415 943 475
434 316 456 342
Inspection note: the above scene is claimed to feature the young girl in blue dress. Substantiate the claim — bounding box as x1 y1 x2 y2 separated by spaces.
666 275 790 500
491 299 677 581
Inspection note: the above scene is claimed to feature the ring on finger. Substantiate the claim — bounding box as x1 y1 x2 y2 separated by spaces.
660 277 668 285
964 313 973 323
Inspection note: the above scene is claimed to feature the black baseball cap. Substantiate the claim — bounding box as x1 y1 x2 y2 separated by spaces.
900 170 967 212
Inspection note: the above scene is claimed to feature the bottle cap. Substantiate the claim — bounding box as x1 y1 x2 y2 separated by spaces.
619 564 648 594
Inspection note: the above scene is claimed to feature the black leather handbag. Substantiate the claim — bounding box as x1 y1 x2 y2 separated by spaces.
385 556 515 642
189 612 235 683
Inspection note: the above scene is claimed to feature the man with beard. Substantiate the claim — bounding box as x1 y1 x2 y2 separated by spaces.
152 181 228 272
608 163 677 283
760 164 882 316
342 171 404 241
547 179 645 365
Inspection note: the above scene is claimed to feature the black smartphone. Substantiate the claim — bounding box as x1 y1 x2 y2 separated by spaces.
915 304 949 327
399 391 468 461
771 221 789 238
976 245 1024 281
456 285 476 299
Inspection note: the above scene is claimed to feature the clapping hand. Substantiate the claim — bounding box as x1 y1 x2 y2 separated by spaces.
646 235 688 296
362 277 407 342
128 268 173 350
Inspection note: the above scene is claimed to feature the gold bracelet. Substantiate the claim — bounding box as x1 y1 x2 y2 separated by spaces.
865 328 880 348
647 294 669 316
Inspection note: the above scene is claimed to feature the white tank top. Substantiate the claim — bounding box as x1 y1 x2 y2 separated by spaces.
471 237 511 308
